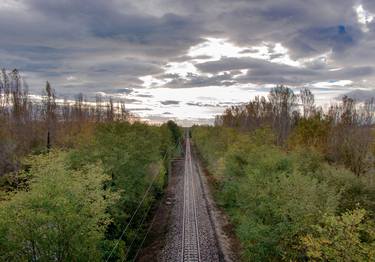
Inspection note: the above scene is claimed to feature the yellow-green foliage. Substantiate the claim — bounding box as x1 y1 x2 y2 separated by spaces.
0 151 117 261
0 121 180 261
68 121 179 260
288 116 331 152
192 126 375 261
192 126 239 177
302 209 375 261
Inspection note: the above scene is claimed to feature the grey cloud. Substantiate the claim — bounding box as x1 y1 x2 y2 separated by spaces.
136 94 154 98
186 101 245 108
89 59 163 76
287 25 363 59
165 72 237 88
108 88 133 94
1 0 375 118
144 114 214 126
0 0 206 97
195 57 373 86
191 55 214 60
338 89 375 101
129 107 153 111
124 98 141 103
186 102 218 107
160 100 180 105
26 0 204 53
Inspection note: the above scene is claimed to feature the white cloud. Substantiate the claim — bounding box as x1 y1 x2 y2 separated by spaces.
269 43 301 67
355 4 374 32
138 38 304 91
188 38 248 61
126 85 257 120
164 61 199 78
187 38 300 67
0 0 25 10
67 76 76 81
312 80 353 88
140 75 168 87
95 91 107 97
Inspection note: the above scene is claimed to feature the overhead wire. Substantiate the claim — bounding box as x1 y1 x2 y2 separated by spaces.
105 147 172 262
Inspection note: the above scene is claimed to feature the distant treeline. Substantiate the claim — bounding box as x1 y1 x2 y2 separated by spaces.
0 69 134 175
215 85 374 176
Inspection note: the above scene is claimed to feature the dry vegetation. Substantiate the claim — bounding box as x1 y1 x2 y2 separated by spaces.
0 69 132 176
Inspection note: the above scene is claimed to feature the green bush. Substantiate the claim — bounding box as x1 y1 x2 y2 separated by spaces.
291 148 375 217
192 126 375 261
0 121 179 261
302 209 375 261
69 122 177 259
0 151 116 261
221 142 339 260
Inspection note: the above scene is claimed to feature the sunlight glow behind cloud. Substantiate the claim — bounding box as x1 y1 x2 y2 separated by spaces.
130 36 365 122
187 38 300 67
139 38 304 91
1 0 374 123
355 5 374 32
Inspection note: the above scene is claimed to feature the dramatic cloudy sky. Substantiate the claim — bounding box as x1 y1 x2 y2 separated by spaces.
1 0 375 123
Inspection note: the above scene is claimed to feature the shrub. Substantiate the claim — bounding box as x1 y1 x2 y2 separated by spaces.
0 151 116 261
302 209 375 261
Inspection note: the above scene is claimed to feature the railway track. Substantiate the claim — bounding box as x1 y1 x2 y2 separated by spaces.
161 131 223 262
181 135 201 262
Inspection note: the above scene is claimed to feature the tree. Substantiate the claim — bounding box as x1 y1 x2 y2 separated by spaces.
300 87 315 118
302 209 375 262
166 120 182 146
43 81 56 149
327 96 374 176
192 126 340 261
0 151 116 261
269 85 297 144
289 116 331 152
106 97 114 122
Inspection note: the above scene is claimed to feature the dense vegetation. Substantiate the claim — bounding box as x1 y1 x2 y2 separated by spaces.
1 69 374 261
193 86 375 261
0 69 182 261
0 151 114 261
0 69 130 177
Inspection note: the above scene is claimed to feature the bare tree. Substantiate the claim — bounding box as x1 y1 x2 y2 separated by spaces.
43 81 56 149
106 97 114 122
95 94 103 122
120 100 127 121
269 85 297 145
300 87 315 118
327 96 374 176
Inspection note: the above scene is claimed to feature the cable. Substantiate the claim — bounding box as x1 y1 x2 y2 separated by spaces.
122 199 154 262
129 140 181 261
105 170 159 261
105 151 169 262
131 196 164 262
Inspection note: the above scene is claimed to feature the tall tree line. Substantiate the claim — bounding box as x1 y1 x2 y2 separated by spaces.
215 85 374 176
0 69 133 176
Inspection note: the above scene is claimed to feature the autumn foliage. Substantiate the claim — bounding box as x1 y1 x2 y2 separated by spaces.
216 85 374 176
0 69 132 176
193 86 375 261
